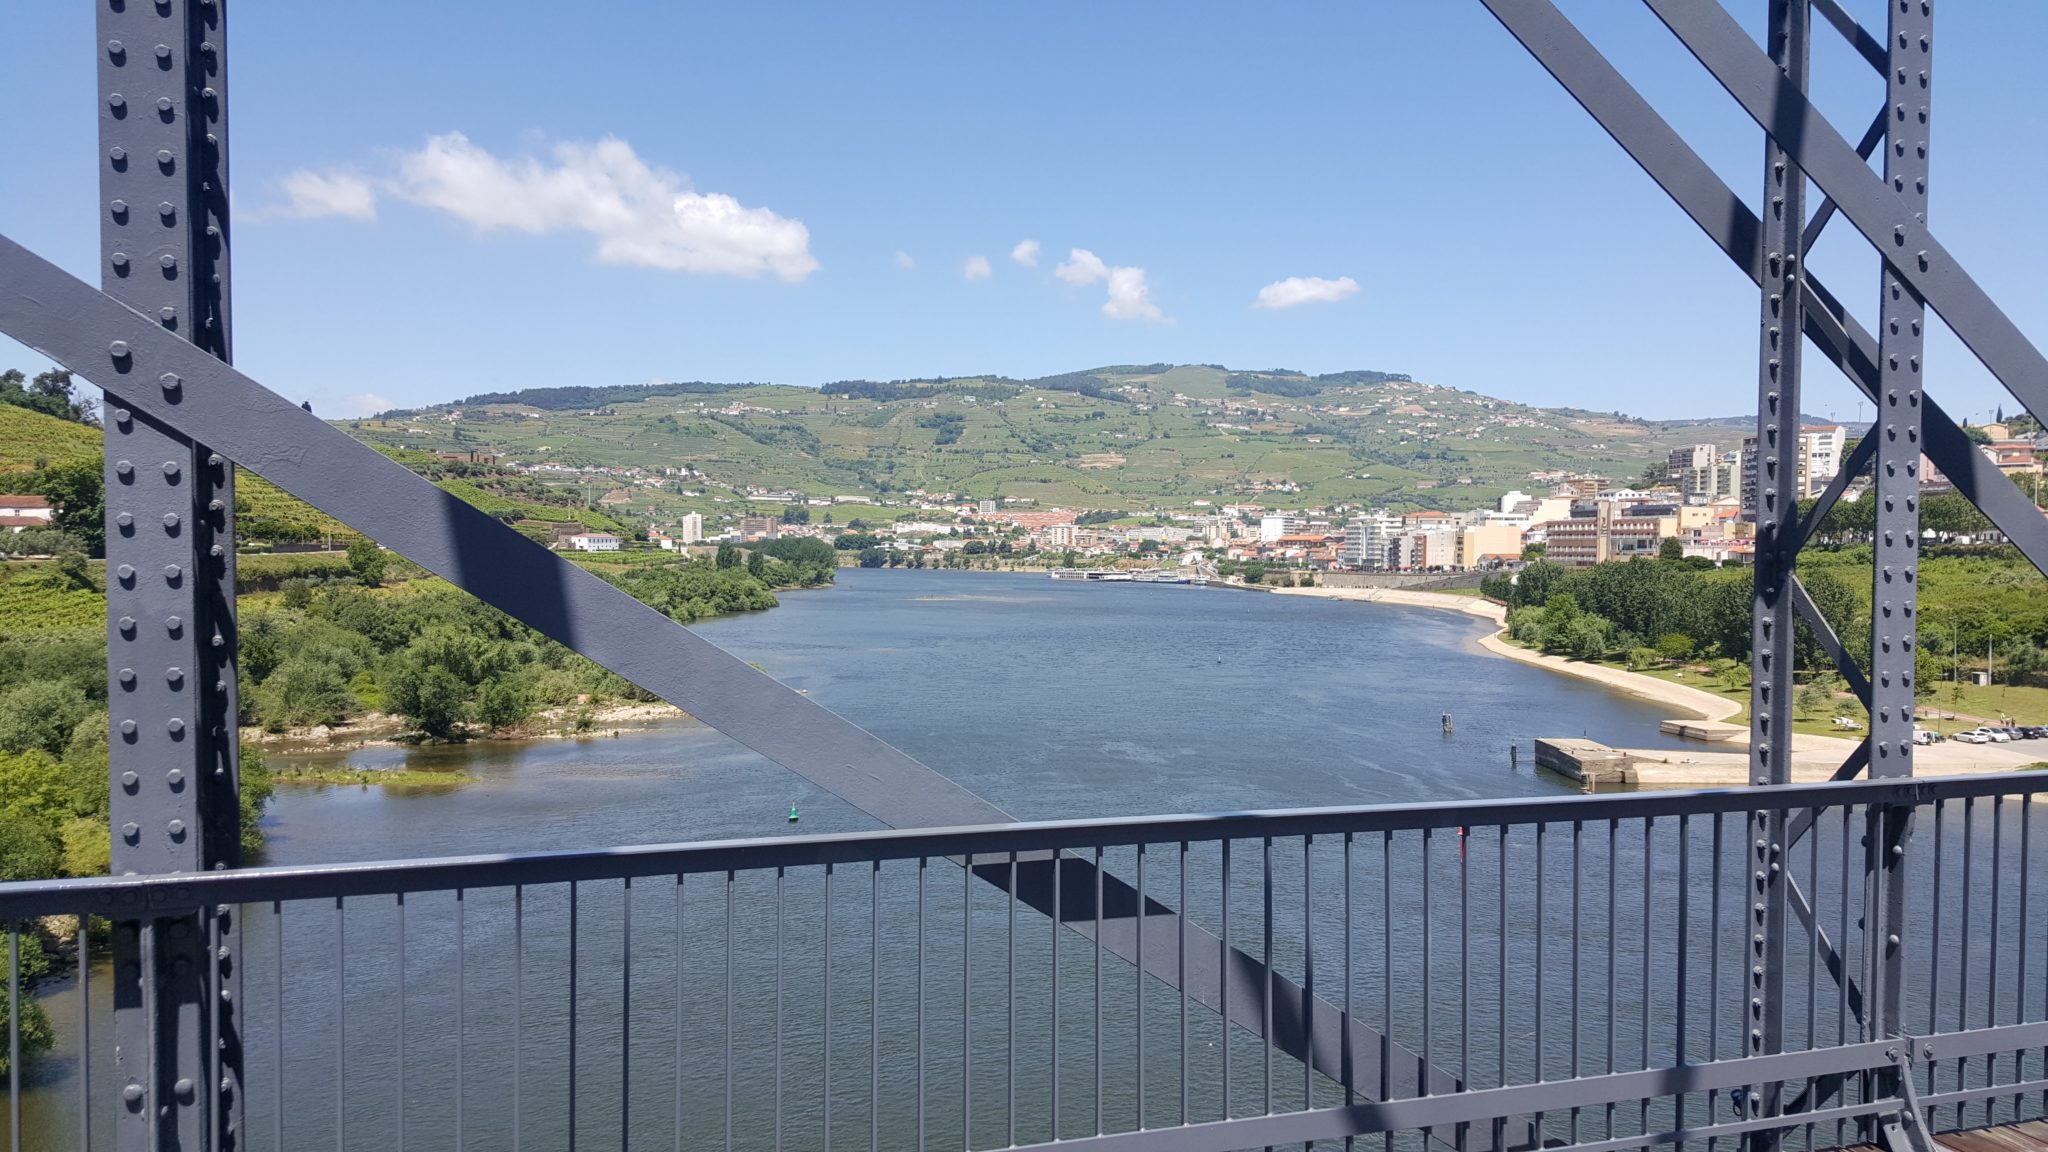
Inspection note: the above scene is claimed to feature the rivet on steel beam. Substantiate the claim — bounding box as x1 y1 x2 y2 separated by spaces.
115 459 134 479
154 43 172 62
167 718 185 736
168 819 186 838
161 372 181 395
159 253 176 270
109 145 126 164
108 93 127 113
114 410 131 429
121 823 139 842
116 511 133 528
107 39 125 60
162 459 180 480
167 768 184 787
120 771 139 791
166 614 182 632
109 340 130 360
118 616 136 635
118 667 136 687
165 665 183 686
163 512 180 529
122 1083 143 1106
110 250 129 272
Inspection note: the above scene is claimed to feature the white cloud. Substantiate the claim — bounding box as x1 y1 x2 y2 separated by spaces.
1254 275 1360 310
334 391 393 418
893 250 916 270
267 170 378 221
1010 239 1041 267
1054 247 1164 322
390 132 817 281
962 255 992 281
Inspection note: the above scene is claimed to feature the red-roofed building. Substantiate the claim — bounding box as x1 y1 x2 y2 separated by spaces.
0 495 53 532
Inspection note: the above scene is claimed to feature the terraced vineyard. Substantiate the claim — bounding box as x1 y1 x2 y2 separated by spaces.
349 364 1755 517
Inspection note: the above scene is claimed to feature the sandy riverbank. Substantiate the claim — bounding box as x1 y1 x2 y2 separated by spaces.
1269 585 2046 787
246 701 689 755
1271 586 1739 722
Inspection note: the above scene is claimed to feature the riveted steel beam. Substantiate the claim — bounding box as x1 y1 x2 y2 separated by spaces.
0 236 1508 1142
96 0 238 1147
1475 0 2048 582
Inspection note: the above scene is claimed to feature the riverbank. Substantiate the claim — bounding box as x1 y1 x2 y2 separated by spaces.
1272 584 2048 786
247 700 688 757
1271 585 1740 722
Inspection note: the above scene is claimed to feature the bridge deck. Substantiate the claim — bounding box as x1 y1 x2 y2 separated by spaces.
1845 1123 2048 1152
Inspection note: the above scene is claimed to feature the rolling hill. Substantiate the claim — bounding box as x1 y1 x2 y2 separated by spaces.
346 365 1758 519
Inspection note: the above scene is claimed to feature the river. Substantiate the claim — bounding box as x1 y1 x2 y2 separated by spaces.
13 569 1731 1150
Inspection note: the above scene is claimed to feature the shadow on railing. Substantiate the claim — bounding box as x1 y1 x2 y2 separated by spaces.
7 772 2048 1152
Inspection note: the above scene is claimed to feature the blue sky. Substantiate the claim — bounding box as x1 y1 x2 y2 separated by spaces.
2 1 2044 422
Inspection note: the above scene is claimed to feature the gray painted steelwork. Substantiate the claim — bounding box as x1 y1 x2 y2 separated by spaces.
94 1 238 1147
0 3 2042 1149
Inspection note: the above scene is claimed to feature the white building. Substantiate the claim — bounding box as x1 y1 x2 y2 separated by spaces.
1341 511 1404 569
1741 425 1847 518
678 512 704 544
564 533 621 552
0 495 54 533
1259 515 1306 543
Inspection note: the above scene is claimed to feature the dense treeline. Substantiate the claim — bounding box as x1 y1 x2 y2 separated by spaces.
1481 548 2048 685
0 368 97 426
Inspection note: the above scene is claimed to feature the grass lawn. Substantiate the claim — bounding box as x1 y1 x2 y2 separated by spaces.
1917 679 2048 727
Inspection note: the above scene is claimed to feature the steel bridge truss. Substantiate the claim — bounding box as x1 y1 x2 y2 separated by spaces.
0 1 2042 1149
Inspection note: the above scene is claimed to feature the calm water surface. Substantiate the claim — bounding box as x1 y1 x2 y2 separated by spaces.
265 567 1694 861
20 569 1737 1151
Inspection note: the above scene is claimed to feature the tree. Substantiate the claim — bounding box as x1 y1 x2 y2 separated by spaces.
347 538 388 586
34 457 104 555
781 503 810 525
1240 562 1266 584
1658 536 1685 562
715 543 740 569
384 660 468 740
0 681 90 757
857 547 888 568
0 367 96 425
746 548 768 579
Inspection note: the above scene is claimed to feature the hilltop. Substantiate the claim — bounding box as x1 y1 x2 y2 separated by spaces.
347 364 1757 517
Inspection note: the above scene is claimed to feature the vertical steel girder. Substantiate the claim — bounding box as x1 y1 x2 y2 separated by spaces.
96 0 240 1147
1868 6 1932 1148
1868 1 1931 778
1743 10 1807 1145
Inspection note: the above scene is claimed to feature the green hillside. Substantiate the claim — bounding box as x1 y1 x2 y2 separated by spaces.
347 364 1752 518
0 406 100 471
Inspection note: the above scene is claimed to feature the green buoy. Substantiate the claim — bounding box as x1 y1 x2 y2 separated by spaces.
788 804 800 824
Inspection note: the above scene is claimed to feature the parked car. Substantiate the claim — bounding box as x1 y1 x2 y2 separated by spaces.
2017 726 2048 740
1954 730 1992 744
1965 727 2013 743
1911 728 1942 745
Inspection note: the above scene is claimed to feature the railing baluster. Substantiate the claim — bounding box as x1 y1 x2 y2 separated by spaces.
396 890 406 1152
1048 850 1057 1141
275 901 285 1152
1571 821 1582 1146
1606 818 1617 1141
1533 820 1544 1143
335 896 345 1152
1495 825 1506 1152
1991 797 2005 1130
1382 829 1392 1152
2022 798 2036 1123
825 861 834 1152
1343 831 1354 1152
1641 814 1653 1140
1180 840 1189 1132
1962 798 1976 1131
775 868 784 1152
967 850 977 1149
622 876 632 1152
1423 824 1437 1152
1839 804 1852 1147
684 869 692 1147
1676 813 1690 1150
570 881 580 1152
1003 848 1011 1139
455 889 464 1152
9 918 20 1152
1303 834 1314 1127
79 909 90 1152
724 869 733 1152
1709 813 1723 1152
1931 803 1943 1108
1459 822 1471 1152
1263 835 1273 1131
1093 844 1103 1137
874 859 882 1152
925 852 933 1147
1137 841 1146 1134
1223 838 1233 1125
515 885 524 1152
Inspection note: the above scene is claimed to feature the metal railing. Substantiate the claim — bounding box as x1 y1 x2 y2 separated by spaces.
6 770 2048 1152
